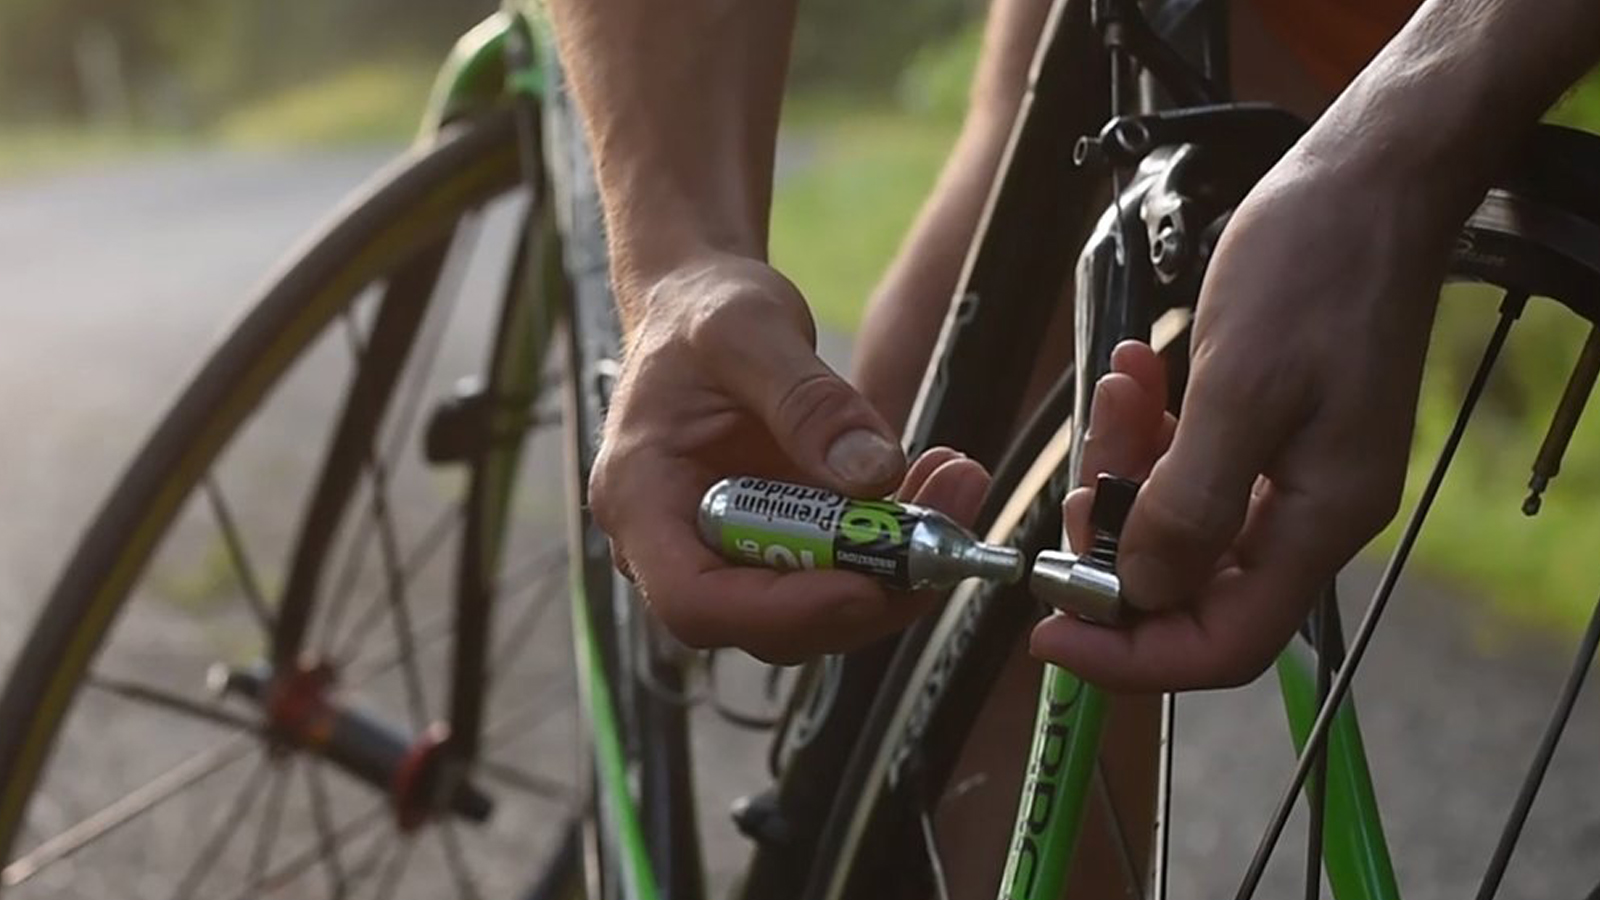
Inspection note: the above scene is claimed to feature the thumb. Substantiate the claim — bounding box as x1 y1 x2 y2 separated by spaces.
711 318 905 496
1117 376 1283 610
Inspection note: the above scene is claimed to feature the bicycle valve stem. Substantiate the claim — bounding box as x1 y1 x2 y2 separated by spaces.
1524 325 1600 516
1031 475 1139 626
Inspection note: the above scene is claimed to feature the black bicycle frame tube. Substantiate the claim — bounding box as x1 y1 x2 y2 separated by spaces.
447 28 554 769
1071 174 1159 482
272 238 454 673
447 217 546 763
903 0 1110 469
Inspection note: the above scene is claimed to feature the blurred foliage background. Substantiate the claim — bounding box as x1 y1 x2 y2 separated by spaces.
0 0 981 163
4 0 1600 631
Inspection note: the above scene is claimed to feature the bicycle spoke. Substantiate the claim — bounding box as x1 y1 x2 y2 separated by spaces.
487 575 565 692
87 672 259 733
435 822 483 900
3 738 256 887
917 806 952 900
320 475 380 657
303 762 350 898
169 758 271 900
1152 693 1174 900
367 472 431 727
1304 587 1337 900
483 672 577 748
376 215 479 468
1095 761 1147 900
332 501 461 667
368 837 412 900
1234 291 1526 900
243 762 293 900
1474 590 1600 899
340 828 397 899
476 759 578 806
330 309 433 730
204 475 278 634
318 211 479 657
229 800 388 900
346 609 455 687
494 544 569 600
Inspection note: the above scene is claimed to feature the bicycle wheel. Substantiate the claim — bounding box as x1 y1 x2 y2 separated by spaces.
0 109 589 900
802 124 1600 900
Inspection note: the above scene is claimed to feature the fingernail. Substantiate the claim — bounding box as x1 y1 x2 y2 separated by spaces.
827 429 901 488
1119 552 1180 610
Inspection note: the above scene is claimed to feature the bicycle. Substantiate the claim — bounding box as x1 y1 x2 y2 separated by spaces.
4 0 1600 898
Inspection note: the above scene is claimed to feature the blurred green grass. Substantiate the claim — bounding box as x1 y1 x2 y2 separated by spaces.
0 126 182 180
0 57 437 179
772 102 961 333
771 28 977 332
213 58 437 147
1385 288 1600 635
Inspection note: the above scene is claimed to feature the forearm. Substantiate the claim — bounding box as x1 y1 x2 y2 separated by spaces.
547 0 796 318
1311 0 1600 217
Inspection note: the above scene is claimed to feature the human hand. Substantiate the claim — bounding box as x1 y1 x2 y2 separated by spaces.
590 254 989 664
1033 152 1459 691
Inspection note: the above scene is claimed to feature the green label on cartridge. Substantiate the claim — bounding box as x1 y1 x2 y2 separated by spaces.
717 477 916 589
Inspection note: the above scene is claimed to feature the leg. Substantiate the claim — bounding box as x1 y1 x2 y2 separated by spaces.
851 0 1059 434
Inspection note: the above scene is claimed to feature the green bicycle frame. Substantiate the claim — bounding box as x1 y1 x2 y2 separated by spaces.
998 650 1403 900
420 10 664 899
417 9 542 141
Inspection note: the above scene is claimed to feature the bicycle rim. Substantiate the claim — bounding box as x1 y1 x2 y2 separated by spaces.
0 111 597 899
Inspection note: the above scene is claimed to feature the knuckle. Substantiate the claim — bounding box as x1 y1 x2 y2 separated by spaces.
1136 480 1238 551
587 455 620 531
746 643 809 667
1360 467 1407 530
587 436 648 537
638 587 723 652
770 372 858 440
1316 467 1405 544
683 283 813 358
1207 642 1279 689
609 543 635 582
1187 346 1310 430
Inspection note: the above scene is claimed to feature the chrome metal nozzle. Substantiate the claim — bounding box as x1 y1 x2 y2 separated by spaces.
1030 550 1126 626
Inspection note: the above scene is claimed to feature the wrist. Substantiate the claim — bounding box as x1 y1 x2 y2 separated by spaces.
608 213 769 324
627 252 813 341
1305 0 1600 222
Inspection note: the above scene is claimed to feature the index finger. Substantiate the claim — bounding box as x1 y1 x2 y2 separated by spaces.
614 461 909 664
1033 475 1350 691
1115 346 1304 611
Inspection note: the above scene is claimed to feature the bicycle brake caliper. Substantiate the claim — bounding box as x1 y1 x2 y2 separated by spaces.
1029 474 1138 625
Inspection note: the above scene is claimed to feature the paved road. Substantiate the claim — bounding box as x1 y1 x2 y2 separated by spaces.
1 150 1597 899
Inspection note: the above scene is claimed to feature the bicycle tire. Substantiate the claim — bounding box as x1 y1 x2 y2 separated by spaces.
0 109 604 899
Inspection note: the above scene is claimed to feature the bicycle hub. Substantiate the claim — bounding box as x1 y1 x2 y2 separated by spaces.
210 661 493 829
